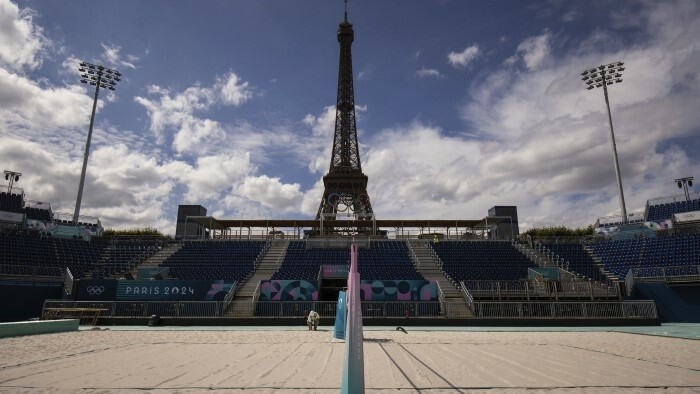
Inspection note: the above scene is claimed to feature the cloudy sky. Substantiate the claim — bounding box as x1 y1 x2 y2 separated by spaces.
1 0 699 235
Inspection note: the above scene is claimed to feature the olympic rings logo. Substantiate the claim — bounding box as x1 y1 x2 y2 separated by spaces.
86 286 105 295
326 193 370 213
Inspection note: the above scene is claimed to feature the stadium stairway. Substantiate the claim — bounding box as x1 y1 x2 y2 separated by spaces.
81 244 115 280
125 243 182 279
514 243 559 267
519 242 619 282
581 245 620 281
225 239 289 317
407 240 472 317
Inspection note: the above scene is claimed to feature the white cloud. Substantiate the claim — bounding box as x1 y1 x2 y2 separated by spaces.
448 44 480 68
135 83 219 150
0 0 48 72
303 106 337 174
0 67 93 132
168 153 255 203
357 65 373 81
135 71 256 153
416 68 444 79
217 71 254 106
238 175 303 211
515 30 551 71
100 42 138 70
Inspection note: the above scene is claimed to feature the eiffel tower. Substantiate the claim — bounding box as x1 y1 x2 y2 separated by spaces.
316 1 375 231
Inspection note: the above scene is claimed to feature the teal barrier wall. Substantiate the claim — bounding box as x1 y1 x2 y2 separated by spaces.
634 283 700 322
0 319 79 338
529 267 560 280
0 280 63 322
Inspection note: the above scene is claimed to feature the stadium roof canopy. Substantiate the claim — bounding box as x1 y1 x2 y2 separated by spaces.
184 217 510 232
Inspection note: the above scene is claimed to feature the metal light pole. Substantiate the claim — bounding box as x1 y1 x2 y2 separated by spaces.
582 61 627 223
675 176 694 201
73 62 121 224
3 170 22 193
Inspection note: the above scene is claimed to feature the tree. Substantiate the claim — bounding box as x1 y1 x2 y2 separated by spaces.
102 227 169 238
523 225 594 237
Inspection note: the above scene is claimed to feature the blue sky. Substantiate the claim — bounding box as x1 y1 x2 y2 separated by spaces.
1 0 699 235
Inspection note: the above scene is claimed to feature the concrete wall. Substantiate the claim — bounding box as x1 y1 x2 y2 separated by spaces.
0 319 79 338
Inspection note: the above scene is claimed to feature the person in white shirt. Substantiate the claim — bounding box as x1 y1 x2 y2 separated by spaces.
307 310 320 331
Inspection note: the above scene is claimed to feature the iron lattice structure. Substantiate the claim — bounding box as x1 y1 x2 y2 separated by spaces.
316 10 375 228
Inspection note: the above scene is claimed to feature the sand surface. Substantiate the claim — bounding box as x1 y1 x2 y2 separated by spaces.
0 329 699 393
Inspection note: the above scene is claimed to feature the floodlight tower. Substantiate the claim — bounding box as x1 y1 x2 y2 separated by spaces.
675 176 694 201
3 170 22 193
73 62 121 224
581 61 627 223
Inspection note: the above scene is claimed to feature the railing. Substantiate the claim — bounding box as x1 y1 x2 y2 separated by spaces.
473 301 657 319
406 240 420 268
42 299 656 320
222 281 238 315
512 242 549 267
533 242 619 293
462 279 619 300
463 280 531 298
460 281 475 313
423 242 443 270
435 281 446 313
647 192 700 206
275 240 289 269
0 264 64 277
63 267 74 295
43 300 445 319
533 242 563 267
628 265 700 284
251 280 262 304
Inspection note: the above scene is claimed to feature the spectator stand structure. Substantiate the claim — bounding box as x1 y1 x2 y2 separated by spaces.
423 240 622 317
645 191 700 223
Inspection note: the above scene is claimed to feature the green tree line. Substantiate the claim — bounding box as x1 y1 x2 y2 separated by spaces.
522 225 594 237
102 227 169 238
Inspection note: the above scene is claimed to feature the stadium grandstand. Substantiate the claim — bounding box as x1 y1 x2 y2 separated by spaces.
3 174 699 325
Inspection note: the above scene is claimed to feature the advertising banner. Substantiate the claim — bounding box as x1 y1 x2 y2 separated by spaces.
674 210 700 223
0 210 24 224
258 280 319 301
26 219 52 230
358 280 437 301
116 280 234 301
76 279 118 301
322 265 349 278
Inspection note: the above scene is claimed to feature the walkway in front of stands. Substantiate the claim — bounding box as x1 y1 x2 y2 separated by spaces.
82 323 700 340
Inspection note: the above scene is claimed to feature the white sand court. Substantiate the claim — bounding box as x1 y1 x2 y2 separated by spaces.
0 328 699 393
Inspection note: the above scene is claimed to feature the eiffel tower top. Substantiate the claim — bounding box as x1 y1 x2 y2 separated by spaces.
338 0 354 42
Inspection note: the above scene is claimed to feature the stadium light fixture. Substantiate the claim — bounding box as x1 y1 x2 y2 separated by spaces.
73 61 122 225
674 176 694 201
581 61 628 224
3 170 22 193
